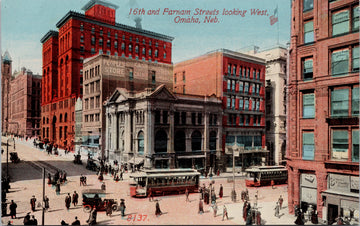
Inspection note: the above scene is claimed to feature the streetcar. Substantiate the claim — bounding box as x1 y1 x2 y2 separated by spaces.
245 165 288 187
129 169 200 197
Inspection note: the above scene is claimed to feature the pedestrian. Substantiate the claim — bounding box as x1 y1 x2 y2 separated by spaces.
61 220 69 225
65 193 71 210
274 202 280 218
222 205 229 221
198 199 204 214
47 173 52 185
72 191 79 207
278 195 284 209
246 212 253 225
255 211 261 225
243 201 248 221
44 196 49 209
9 200 17 219
311 210 318 224
212 202 218 217
98 172 103 181
30 195 36 211
148 187 154 202
219 184 223 199
87 207 97 225
101 182 106 191
120 171 123 180
23 212 31 225
294 212 305 225
155 200 162 216
211 192 216 204
56 180 61 195
71 216 80 225
120 199 126 217
31 215 38 225
185 188 189 202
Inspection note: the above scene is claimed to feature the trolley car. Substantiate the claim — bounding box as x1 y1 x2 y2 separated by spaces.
245 165 287 187
129 169 200 197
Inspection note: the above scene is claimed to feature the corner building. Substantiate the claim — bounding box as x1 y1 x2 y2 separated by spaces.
174 49 267 171
40 0 173 150
287 0 359 224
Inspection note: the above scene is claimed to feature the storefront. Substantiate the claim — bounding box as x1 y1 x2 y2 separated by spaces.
300 173 317 213
321 174 359 225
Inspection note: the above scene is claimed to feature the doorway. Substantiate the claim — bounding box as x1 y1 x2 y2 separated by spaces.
328 204 338 225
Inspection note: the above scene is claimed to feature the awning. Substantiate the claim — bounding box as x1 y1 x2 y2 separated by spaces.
128 157 144 165
177 155 205 159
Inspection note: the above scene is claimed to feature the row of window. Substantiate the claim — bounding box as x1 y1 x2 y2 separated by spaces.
155 111 218 125
226 80 262 95
302 86 359 118
84 113 100 123
226 96 262 112
227 64 262 80
302 45 358 79
303 4 359 44
225 135 262 149
302 129 359 162
84 81 100 95
81 23 167 49
84 96 101 110
174 71 185 84
227 114 262 127
84 65 100 80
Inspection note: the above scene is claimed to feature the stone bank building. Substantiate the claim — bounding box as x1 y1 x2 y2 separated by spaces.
104 85 222 170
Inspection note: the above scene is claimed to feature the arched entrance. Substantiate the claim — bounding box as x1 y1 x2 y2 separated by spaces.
52 115 57 141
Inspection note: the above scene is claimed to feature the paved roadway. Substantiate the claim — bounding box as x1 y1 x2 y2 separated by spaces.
1 137 303 225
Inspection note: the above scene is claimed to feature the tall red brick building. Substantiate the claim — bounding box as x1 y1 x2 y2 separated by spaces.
40 0 173 148
174 49 267 171
287 0 359 224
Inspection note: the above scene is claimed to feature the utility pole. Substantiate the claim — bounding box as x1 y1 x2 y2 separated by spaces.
42 167 45 226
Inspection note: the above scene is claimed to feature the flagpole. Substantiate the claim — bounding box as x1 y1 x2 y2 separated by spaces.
277 4 279 45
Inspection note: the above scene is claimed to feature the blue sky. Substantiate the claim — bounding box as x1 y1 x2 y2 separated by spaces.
1 0 291 75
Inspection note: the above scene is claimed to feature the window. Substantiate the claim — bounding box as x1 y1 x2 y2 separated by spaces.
244 82 249 94
227 80 231 91
332 10 349 36
231 98 235 110
239 81 243 93
91 27 95 34
107 40 111 48
107 31 111 37
91 48 95 55
149 49 152 57
245 99 249 110
228 64 231 75
304 21 314 43
91 36 95 45
99 38 103 46
331 89 349 117
122 35 125 40
114 41 118 49
80 46 84 53
331 130 348 161
100 29 103 36
239 98 243 110
129 44 132 52
115 33 118 39
227 98 230 109
352 46 359 71
183 72 185 82
127 67 134 81
257 71 260 80
247 68 250 78
233 66 236 76
164 52 166 59
353 6 359 31
332 49 349 75
198 113 202 124
192 113 196 125
80 35 84 43
303 58 313 80
232 80 235 91
303 0 313 12
352 87 359 116
163 111 168 124
106 50 110 55
303 93 315 118
253 70 256 80
121 43 125 51
135 45 139 54
151 71 156 84
251 84 255 95
80 24 84 31
303 132 315 160
353 130 359 162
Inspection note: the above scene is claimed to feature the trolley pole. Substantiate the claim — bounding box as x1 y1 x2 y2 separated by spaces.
42 167 45 226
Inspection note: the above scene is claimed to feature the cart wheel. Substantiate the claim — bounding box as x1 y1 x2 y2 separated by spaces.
112 204 118 211
83 205 92 213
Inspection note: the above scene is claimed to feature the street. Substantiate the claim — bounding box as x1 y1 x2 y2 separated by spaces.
1 137 300 225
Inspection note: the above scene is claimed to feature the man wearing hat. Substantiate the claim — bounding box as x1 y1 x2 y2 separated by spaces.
65 193 71 210
30 196 36 211
71 216 80 225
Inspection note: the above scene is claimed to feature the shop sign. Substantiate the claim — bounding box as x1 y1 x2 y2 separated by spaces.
301 187 317 204
301 173 317 188
329 174 350 192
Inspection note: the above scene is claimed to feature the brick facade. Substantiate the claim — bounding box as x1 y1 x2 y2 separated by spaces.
287 0 359 223
174 49 267 171
1 51 12 134
40 0 173 150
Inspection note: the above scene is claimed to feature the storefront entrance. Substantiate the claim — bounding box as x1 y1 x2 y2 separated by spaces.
328 204 338 225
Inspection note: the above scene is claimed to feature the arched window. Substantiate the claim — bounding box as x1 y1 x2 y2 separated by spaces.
142 47 146 55
138 131 144 155
64 113 68 122
59 114 63 122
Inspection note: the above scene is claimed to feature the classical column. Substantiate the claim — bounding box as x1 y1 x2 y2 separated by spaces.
124 111 132 157
169 110 175 168
144 108 153 169
105 111 110 157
